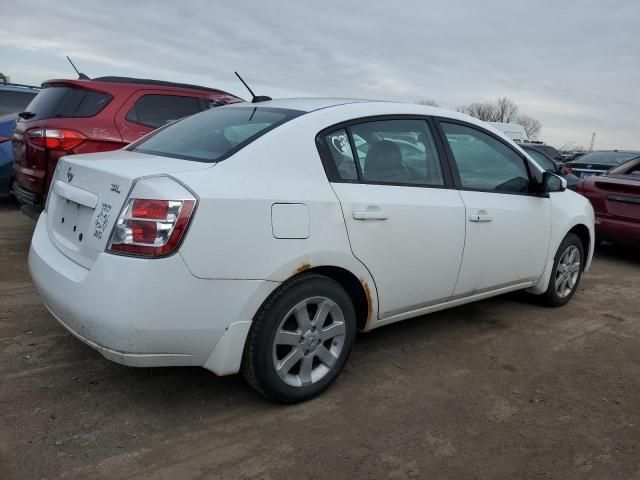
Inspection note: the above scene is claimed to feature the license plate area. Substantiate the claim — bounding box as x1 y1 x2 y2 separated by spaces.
53 197 95 246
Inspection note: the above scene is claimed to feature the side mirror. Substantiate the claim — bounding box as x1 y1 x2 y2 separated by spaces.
543 171 566 192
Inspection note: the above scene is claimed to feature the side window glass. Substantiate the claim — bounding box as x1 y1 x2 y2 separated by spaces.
126 94 202 128
441 122 530 193
324 129 358 181
350 119 444 186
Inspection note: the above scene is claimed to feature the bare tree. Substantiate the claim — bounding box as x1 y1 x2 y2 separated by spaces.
494 97 519 123
457 102 496 121
516 115 541 140
416 99 440 107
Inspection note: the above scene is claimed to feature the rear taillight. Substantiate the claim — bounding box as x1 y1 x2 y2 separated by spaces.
27 128 86 151
564 165 573 175
107 198 196 257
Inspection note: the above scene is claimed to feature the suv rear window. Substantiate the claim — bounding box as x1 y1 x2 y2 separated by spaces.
21 85 111 120
0 90 38 115
130 106 302 162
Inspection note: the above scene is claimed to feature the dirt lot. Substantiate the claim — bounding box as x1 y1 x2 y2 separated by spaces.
0 198 639 480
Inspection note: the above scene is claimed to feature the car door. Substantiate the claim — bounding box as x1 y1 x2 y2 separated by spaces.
318 118 466 320
115 90 207 143
437 120 551 297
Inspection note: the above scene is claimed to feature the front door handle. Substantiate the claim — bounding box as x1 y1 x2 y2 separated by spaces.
468 214 493 222
353 210 388 221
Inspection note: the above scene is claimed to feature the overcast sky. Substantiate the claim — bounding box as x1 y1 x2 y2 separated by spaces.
1 0 638 149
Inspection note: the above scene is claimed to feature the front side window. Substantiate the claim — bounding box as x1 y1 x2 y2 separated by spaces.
442 122 530 193
130 106 301 162
126 94 203 128
525 149 556 172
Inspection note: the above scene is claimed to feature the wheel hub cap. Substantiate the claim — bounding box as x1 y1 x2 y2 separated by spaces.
272 296 346 387
555 245 581 299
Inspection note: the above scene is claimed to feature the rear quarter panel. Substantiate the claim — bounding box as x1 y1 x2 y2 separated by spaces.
173 110 380 318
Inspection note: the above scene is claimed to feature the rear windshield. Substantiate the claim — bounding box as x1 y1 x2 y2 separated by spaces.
573 151 639 165
21 85 112 120
0 90 38 115
130 106 302 162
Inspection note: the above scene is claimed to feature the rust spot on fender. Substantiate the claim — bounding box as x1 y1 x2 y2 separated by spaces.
362 280 373 329
293 262 312 275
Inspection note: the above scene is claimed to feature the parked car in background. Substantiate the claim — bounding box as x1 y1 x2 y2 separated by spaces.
523 143 563 161
12 76 242 211
576 156 640 245
520 144 579 190
29 99 594 403
0 77 40 196
567 150 640 178
488 122 528 143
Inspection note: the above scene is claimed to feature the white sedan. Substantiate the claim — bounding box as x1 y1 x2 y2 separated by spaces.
29 99 594 402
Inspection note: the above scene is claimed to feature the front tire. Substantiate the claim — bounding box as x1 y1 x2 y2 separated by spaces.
241 273 356 403
541 233 585 307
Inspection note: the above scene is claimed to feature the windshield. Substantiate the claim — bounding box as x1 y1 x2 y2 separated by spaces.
131 106 302 162
573 151 639 165
525 148 555 172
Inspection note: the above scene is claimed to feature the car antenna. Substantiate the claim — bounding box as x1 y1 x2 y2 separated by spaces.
234 71 271 103
66 56 90 80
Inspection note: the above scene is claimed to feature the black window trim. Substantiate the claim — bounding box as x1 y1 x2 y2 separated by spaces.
433 117 547 198
315 114 455 190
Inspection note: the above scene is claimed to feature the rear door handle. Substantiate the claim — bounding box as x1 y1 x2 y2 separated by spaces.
468 214 493 222
353 210 388 221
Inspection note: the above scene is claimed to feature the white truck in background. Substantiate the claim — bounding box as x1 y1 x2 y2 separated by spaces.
488 122 529 143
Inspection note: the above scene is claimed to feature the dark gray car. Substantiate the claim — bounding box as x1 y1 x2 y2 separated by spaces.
521 144 579 190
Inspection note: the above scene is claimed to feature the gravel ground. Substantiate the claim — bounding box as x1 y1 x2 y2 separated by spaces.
1 198 639 480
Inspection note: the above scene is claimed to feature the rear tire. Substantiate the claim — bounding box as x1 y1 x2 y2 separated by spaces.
241 273 356 403
541 233 584 307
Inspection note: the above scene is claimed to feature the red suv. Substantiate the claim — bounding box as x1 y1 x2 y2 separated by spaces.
12 76 242 209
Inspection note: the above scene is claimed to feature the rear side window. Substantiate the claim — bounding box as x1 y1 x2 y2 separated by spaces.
324 129 358 180
442 122 530 193
0 90 38 115
22 86 111 120
126 94 203 128
130 106 302 162
322 119 444 186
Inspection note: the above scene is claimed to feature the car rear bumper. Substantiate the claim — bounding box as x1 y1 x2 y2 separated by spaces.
12 180 42 206
29 214 278 373
596 215 640 244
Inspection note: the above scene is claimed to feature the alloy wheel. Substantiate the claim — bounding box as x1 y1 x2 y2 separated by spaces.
272 296 346 387
555 245 581 298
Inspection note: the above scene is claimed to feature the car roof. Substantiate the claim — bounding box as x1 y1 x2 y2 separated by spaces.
223 97 380 112
0 83 40 93
41 77 242 100
223 98 517 140
585 149 640 154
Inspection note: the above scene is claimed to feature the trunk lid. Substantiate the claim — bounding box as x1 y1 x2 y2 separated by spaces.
45 150 211 269
593 176 640 222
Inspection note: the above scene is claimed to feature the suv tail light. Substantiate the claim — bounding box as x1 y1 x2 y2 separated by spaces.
27 128 87 151
107 178 197 257
563 164 573 175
